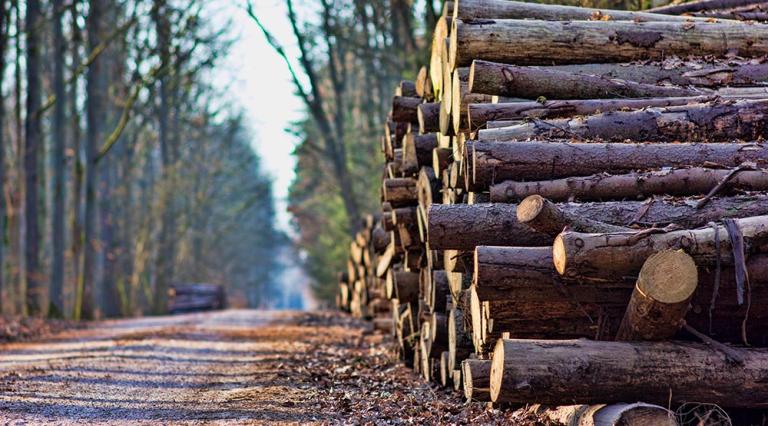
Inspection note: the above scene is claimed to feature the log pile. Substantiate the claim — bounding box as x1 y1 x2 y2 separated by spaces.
337 0 768 422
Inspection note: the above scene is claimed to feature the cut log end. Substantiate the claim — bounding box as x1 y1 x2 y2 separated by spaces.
516 195 546 224
552 234 568 276
637 250 698 305
489 338 506 402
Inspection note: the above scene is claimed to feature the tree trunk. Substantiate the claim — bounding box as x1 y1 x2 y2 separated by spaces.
490 338 766 407
469 60 702 100
24 0 43 315
468 96 712 132
492 167 768 203
0 0 9 313
453 0 722 22
383 178 417 207
553 214 768 280
615 251 698 341
462 358 492 402
427 203 551 250
450 19 768 68
649 0 759 15
49 0 67 318
478 99 768 143
516 195 630 236
392 95 421 123
466 140 768 190
417 103 441 134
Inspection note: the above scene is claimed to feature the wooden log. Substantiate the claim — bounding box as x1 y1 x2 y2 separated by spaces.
649 0 759 15
516 195 630 236
417 167 441 235
417 103 441 134
397 80 418 98
430 17 450 99
492 167 768 203
467 96 713 132
452 67 493 134
394 270 419 306
432 147 453 175
415 66 433 101
489 338 766 407
553 214 768 280
469 60 701 100
430 312 449 356
431 270 450 313
452 369 462 393
531 403 677 426
453 0 724 22
466 140 768 190
444 249 473 273
392 96 421 123
439 351 451 387
448 308 473 372
450 19 768 68
382 178 417 207
427 203 551 250
616 251 698 341
462 358 492 402
473 246 636 300
477 99 768 143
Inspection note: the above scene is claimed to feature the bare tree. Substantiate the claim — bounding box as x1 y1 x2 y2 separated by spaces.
0 0 10 314
49 0 66 317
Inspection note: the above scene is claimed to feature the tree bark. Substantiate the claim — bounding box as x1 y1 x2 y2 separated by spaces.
490 338 765 407
468 96 712 132
469 60 702 100
448 308 473 372
649 0 760 15
516 195 630 236
392 95 421 123
450 19 768 68
553 214 768 280
382 178 417 207
0 0 9 313
431 270 449 313
478 99 768 143
466 140 768 190
404 133 437 174
394 270 419 306
462 358 492 402
427 203 551 250
417 103 441 134
24 0 43 315
454 0 722 22
615 251 698 341
50 0 67 317
492 167 768 203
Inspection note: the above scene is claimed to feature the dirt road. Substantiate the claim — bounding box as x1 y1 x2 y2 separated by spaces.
0 310 523 425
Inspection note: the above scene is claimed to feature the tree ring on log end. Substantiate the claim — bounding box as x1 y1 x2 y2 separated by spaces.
638 250 698 304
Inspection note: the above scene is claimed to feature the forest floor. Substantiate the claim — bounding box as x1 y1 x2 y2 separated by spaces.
0 309 535 425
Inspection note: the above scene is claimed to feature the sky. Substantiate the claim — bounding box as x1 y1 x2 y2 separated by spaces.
209 0 304 233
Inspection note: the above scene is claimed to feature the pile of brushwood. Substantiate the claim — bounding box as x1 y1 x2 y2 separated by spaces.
337 0 768 424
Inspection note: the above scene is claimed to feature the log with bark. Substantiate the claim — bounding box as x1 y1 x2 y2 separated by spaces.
469 60 702 100
466 140 768 190
553 214 768 280
462 358 492 402
490 338 766 407
478 99 768 143
615 251 699 341
516 196 630 237
450 19 768 68
392 96 422 123
382 178 418 207
529 403 677 426
453 0 727 22
448 308 473 372
418 103 441 134
397 80 418 98
468 96 713 132
649 0 760 15
492 167 768 203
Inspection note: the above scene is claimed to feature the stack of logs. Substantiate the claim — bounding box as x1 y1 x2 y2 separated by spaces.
337 0 768 423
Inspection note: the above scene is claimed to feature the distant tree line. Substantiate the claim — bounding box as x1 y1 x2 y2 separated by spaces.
0 0 282 318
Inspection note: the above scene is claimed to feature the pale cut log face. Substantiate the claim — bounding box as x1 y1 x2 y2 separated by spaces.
638 250 698 304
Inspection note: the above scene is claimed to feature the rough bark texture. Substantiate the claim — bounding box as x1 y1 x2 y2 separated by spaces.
490 338 767 407
516 195 630 236
392 96 422 123
491 167 768 203
454 0 721 22
450 19 768 68
532 403 678 425
615 251 698 341
448 308 473 372
383 178 418 207
650 0 759 15
418 103 441 134
477 99 768 143
469 60 701 99
462 358 492 402
466 140 768 190
553 214 768 280
468 96 712 132
427 203 551 250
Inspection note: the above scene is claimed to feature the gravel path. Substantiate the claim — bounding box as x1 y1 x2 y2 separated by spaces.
0 310 528 425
